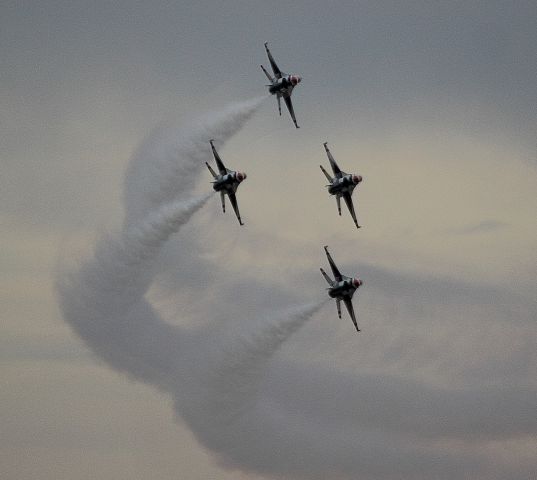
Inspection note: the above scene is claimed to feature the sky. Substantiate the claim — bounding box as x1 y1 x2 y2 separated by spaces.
1 1 536 479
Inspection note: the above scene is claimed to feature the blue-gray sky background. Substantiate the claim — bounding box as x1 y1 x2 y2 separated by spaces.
2 1 536 479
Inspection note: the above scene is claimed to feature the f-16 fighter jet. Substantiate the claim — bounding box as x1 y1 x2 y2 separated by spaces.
320 245 363 332
206 140 247 225
261 42 301 128
320 142 362 228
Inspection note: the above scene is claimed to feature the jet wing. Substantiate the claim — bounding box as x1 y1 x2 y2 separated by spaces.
343 297 360 332
264 42 282 79
227 191 244 226
343 191 360 228
324 245 342 281
210 140 227 175
323 143 343 177
283 94 299 129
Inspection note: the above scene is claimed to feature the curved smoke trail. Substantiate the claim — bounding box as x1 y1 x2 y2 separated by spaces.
207 301 327 423
123 96 266 225
58 98 267 390
58 98 326 475
56 98 533 480
57 193 212 388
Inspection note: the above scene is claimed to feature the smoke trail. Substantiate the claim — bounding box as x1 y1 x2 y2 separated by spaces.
57 98 335 478
207 301 327 423
57 193 211 388
55 98 531 480
58 98 264 387
123 96 266 225
120 193 213 270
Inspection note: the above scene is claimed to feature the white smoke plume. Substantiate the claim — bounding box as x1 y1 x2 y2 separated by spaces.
57 98 328 476
58 98 267 390
56 98 533 480
206 301 327 423
123 96 266 225
57 193 212 388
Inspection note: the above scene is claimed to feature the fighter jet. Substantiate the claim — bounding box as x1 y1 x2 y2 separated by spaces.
320 142 362 228
205 140 247 225
320 245 363 332
261 42 302 128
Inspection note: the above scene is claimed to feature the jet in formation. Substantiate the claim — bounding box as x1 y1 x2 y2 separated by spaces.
320 245 363 332
206 140 247 225
261 42 302 129
320 142 362 228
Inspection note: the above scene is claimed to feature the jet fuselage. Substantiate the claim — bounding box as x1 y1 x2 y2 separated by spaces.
268 75 301 95
328 175 362 196
212 172 246 193
328 278 361 299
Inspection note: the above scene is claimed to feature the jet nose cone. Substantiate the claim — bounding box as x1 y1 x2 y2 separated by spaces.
290 75 301 86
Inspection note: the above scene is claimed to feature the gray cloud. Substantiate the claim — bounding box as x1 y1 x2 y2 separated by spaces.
263 362 536 441
449 219 508 235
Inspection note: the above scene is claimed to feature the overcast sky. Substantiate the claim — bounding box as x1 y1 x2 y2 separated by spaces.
2 2 536 480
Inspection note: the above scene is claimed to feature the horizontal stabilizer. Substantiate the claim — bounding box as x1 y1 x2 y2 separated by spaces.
260 64 273 83
320 164 333 183
206 162 217 179
320 267 334 286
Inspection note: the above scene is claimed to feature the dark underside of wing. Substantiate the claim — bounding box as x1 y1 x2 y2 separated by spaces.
343 297 360 331
343 192 359 227
265 44 282 79
227 191 243 225
212 146 227 175
325 248 342 281
325 149 342 176
283 95 299 128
